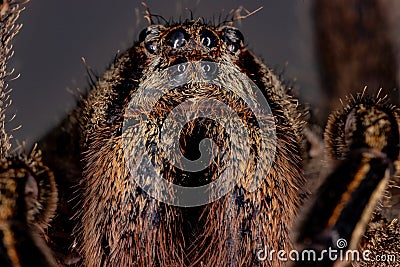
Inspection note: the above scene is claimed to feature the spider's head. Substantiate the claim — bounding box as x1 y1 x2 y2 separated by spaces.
120 18 277 206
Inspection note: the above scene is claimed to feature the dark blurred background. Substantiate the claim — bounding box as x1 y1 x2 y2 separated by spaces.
8 0 400 146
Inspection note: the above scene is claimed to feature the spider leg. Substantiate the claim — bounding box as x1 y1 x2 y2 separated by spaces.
295 96 400 266
0 155 58 267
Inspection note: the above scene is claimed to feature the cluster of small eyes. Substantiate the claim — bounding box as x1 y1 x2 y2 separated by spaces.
165 28 219 50
139 25 244 55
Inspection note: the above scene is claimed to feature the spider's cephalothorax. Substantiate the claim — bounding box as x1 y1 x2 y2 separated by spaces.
37 19 305 266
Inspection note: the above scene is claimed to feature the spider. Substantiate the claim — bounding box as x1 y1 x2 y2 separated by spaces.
0 1 399 267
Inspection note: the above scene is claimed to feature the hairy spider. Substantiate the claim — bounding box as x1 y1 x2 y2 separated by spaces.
0 1 399 267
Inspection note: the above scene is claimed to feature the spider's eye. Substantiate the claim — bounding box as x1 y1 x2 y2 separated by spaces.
167 28 189 49
221 27 244 53
199 29 218 48
139 25 163 54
